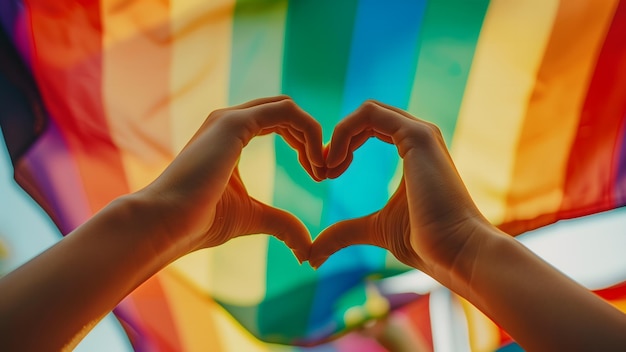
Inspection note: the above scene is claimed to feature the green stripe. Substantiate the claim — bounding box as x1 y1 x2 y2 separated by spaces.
228 0 288 339
407 0 490 145
261 0 360 341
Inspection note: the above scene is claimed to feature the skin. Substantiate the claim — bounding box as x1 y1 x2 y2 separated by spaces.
310 100 626 351
1 97 625 351
0 96 323 351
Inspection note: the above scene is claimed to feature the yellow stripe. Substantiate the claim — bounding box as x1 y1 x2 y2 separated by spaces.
101 0 173 192
168 0 234 298
212 303 272 352
160 270 223 351
161 270 283 351
450 0 560 224
611 299 626 313
504 0 619 222
169 0 235 152
210 135 274 304
458 297 500 352
167 0 269 306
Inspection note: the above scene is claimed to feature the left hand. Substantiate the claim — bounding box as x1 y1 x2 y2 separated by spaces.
309 100 487 277
141 96 324 262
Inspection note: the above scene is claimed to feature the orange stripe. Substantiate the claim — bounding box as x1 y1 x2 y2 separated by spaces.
450 0 559 225
169 0 235 152
127 276 184 351
27 1 130 214
502 0 619 234
101 0 174 192
159 269 224 351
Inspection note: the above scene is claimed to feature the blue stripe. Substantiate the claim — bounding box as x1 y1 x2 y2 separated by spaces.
325 0 427 227
307 0 427 336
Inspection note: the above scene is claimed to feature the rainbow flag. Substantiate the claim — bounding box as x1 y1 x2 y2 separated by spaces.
1 0 626 350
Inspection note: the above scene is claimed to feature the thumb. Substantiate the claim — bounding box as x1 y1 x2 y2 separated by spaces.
309 215 376 269
250 200 312 264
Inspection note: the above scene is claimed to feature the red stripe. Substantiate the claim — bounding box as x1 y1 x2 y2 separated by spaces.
122 278 183 352
558 0 626 219
594 280 626 301
25 0 129 215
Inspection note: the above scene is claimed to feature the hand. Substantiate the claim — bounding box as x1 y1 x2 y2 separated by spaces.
140 96 324 262
0 96 325 350
309 100 488 278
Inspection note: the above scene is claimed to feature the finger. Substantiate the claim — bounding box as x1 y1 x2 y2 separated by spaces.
207 98 325 180
187 96 293 146
309 215 376 269
326 152 353 179
326 101 426 167
245 99 325 169
325 129 374 179
367 100 418 121
326 115 368 169
271 127 320 181
251 200 313 264
229 95 292 111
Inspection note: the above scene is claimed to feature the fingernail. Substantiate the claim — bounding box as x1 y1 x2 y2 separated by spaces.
326 157 340 169
313 166 323 181
295 250 309 265
327 167 341 179
316 166 327 180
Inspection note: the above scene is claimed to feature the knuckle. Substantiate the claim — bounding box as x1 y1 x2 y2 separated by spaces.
207 108 227 121
404 121 441 148
276 97 298 112
360 100 381 115
275 94 292 101
425 121 443 139
218 110 241 127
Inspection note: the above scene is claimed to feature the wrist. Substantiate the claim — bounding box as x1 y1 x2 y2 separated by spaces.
105 192 192 265
426 219 508 300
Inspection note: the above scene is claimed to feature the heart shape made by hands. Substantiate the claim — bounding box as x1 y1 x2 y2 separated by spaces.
217 97 483 277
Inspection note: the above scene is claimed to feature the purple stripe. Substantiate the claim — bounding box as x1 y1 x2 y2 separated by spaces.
0 1 31 68
20 121 91 234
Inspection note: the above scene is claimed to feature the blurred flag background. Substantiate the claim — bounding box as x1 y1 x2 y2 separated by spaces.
1 0 626 351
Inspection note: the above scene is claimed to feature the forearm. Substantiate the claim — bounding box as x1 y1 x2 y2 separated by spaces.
0 193 180 351
446 224 626 351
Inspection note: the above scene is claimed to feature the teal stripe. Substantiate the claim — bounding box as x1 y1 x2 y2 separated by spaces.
261 0 360 342
407 0 490 145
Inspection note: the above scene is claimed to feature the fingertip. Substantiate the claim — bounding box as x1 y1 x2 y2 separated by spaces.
291 235 313 262
291 244 312 267
324 140 342 169
310 146 326 169
309 255 329 270
326 151 343 169
307 148 325 170
326 166 342 179
309 171 321 182
294 252 306 265
256 203 313 262
312 165 324 181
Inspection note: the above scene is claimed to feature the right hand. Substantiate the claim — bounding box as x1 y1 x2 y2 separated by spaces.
310 101 491 280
